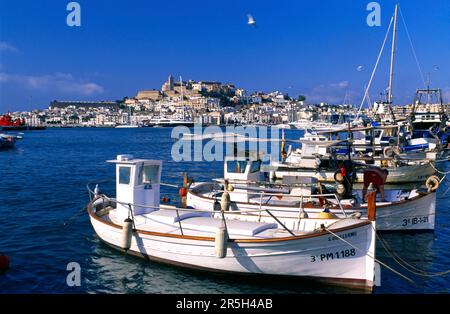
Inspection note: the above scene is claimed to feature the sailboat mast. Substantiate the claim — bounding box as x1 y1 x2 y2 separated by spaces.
180 76 184 120
388 4 398 104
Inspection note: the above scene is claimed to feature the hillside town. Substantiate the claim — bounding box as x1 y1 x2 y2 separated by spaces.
1 75 448 128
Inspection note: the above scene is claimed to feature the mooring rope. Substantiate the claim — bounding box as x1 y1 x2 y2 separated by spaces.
429 161 450 175
62 205 88 228
375 230 450 277
324 227 414 284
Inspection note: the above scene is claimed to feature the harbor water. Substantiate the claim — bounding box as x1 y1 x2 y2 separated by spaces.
0 128 449 293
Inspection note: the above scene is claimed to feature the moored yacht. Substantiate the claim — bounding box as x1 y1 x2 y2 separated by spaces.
147 117 194 127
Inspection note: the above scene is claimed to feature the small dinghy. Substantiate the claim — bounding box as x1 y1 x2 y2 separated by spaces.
0 133 22 150
87 155 379 291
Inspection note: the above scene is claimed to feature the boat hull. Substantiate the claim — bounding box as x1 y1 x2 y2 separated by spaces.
88 207 376 290
0 138 17 149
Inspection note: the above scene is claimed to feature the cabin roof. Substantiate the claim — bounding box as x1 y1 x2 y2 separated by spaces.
107 156 163 165
225 150 263 161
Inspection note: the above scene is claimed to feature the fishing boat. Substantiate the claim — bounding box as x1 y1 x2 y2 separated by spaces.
271 130 436 184
408 88 449 147
0 133 23 150
87 154 379 290
187 153 437 231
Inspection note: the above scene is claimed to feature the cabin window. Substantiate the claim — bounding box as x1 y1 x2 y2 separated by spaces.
138 164 160 185
373 130 382 138
250 160 261 173
227 160 247 173
119 166 131 185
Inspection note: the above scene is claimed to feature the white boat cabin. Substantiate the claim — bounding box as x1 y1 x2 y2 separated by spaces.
223 153 263 203
223 152 317 202
107 154 162 221
224 154 262 183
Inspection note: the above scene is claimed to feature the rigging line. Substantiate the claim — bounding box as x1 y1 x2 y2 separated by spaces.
357 16 394 119
398 5 427 88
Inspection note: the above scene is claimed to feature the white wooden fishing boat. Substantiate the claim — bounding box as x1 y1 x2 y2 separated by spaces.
87 154 378 290
187 154 437 231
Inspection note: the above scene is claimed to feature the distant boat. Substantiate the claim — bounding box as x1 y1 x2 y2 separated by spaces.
288 119 314 130
273 123 292 129
289 119 347 132
408 88 449 147
148 117 194 127
0 133 23 150
115 124 141 128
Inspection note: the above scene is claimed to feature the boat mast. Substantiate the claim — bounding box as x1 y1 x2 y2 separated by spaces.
180 76 185 121
388 4 398 104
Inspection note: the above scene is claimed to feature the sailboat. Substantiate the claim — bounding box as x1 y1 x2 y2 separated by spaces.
148 76 195 127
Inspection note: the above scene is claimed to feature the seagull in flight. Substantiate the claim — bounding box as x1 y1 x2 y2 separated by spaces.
247 14 257 27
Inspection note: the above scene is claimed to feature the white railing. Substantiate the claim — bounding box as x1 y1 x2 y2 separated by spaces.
203 184 348 218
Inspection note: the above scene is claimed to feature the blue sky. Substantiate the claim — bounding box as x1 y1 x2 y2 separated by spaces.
0 0 449 111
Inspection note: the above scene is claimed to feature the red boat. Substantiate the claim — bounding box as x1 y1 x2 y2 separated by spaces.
0 114 25 127
0 114 45 130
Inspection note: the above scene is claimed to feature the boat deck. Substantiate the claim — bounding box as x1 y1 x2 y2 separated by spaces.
104 208 289 239
99 207 360 240
191 181 413 207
